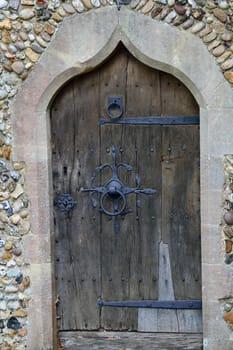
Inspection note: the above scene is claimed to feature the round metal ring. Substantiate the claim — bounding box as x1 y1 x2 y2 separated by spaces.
100 190 126 216
106 99 123 120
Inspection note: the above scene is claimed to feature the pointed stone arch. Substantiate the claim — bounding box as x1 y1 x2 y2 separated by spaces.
12 6 233 350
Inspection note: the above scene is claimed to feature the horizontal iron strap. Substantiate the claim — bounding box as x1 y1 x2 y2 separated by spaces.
99 116 199 125
97 300 202 309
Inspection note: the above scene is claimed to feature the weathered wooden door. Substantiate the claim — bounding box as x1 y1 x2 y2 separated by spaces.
51 47 201 336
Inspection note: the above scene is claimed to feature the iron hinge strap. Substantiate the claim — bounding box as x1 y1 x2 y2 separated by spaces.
97 299 202 309
99 116 199 125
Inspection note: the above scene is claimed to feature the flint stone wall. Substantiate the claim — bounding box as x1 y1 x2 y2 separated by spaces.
0 1 233 349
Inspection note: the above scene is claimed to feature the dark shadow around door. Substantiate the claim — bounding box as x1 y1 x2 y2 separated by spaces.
51 46 202 347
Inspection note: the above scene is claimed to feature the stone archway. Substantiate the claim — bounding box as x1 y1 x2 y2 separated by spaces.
12 6 233 350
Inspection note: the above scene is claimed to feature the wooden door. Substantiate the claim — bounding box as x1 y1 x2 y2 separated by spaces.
51 46 201 334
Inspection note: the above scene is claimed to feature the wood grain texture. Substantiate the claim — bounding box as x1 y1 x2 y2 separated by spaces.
177 309 202 333
161 125 201 300
161 73 199 116
99 50 138 330
60 331 203 350
126 52 161 117
51 46 201 335
158 241 175 300
52 72 101 330
138 308 202 333
100 125 161 330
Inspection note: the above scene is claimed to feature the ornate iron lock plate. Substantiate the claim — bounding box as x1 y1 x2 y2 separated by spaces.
54 193 77 213
81 145 157 233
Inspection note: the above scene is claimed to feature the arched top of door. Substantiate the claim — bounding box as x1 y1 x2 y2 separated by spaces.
52 44 200 119
12 6 233 158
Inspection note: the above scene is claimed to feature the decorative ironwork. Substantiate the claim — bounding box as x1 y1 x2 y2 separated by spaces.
81 145 157 233
54 193 77 213
97 299 202 309
100 115 199 125
106 96 123 120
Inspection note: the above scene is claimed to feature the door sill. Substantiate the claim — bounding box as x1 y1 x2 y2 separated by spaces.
59 331 203 350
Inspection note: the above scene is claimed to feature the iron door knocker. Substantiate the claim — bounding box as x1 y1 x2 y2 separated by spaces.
81 145 157 233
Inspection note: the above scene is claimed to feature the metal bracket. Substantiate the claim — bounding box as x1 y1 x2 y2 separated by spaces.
81 145 157 233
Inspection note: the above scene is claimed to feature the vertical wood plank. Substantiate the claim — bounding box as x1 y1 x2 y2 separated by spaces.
161 125 201 300
139 240 177 332
99 125 138 330
100 47 128 120
157 309 179 332
125 48 162 311
99 47 138 330
126 54 161 117
139 309 203 334
156 241 178 333
161 73 199 116
133 125 161 301
177 310 203 333
52 70 101 330
138 309 158 332
158 241 175 300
